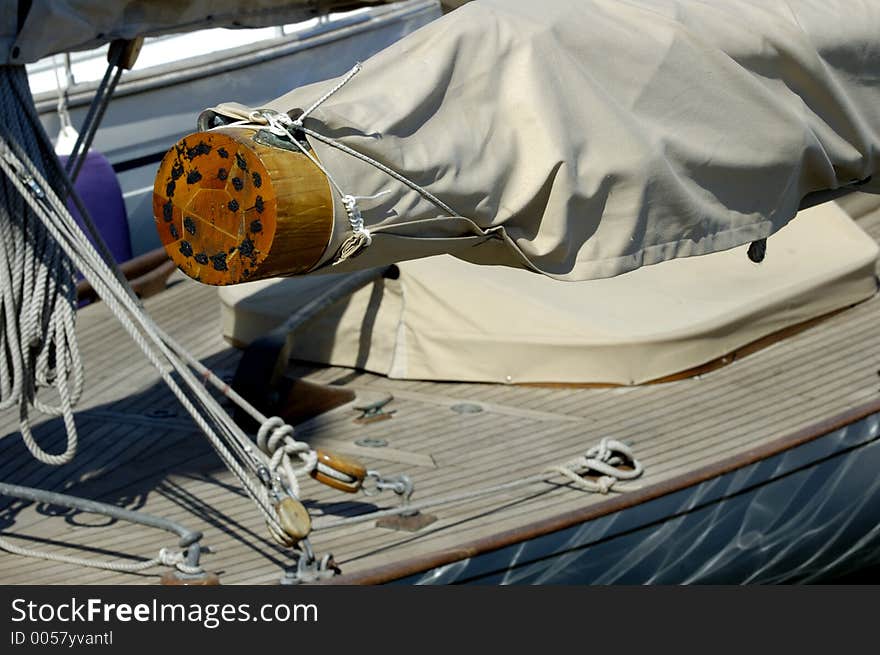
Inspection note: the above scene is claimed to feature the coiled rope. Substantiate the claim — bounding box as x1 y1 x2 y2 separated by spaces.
0 65 82 466
544 438 643 494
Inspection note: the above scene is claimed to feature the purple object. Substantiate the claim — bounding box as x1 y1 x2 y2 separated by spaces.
58 150 132 265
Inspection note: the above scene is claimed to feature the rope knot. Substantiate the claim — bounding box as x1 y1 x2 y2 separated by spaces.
341 194 362 222
596 476 614 494
259 110 295 138
256 417 318 497
584 438 633 468
544 437 644 494
580 438 642 481
340 194 372 243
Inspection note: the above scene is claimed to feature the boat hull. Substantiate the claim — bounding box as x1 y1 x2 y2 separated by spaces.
405 411 880 584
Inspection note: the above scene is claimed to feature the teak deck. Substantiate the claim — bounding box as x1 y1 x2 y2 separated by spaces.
1 198 879 585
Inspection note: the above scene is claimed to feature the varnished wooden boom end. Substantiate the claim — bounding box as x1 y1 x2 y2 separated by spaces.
152 128 333 286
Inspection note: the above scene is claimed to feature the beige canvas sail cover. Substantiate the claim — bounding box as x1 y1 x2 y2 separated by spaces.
203 0 880 281
219 202 879 385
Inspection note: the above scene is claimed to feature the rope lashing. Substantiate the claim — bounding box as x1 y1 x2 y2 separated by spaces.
257 108 376 263
544 438 643 494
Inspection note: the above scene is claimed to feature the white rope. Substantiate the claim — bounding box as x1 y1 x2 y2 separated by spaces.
52 54 75 137
256 416 318 499
294 62 362 125
0 69 82 466
159 330 318 500
543 438 643 494
0 534 201 574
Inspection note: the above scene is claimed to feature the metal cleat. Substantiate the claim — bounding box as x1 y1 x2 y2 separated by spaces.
353 396 396 424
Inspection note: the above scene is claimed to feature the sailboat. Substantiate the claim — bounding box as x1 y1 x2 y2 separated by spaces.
1 0 880 585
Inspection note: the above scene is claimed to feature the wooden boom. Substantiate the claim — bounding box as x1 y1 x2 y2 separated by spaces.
152 127 334 285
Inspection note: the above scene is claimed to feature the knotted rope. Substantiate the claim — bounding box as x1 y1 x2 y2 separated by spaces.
544 438 643 494
256 416 317 499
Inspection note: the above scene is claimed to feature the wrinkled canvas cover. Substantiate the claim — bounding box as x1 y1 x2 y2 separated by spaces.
209 0 880 281
2 0 398 64
219 202 879 385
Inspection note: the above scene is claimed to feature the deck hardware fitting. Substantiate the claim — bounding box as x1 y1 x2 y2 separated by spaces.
279 539 339 585
355 437 388 448
362 471 413 501
311 449 367 493
362 472 438 532
354 397 396 424
450 403 483 414
375 512 438 532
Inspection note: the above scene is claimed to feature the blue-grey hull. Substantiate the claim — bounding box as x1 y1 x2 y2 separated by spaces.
406 412 880 584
